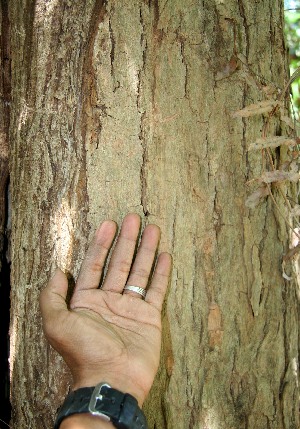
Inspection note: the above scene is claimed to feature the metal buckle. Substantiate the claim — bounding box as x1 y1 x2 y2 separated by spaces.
88 382 112 421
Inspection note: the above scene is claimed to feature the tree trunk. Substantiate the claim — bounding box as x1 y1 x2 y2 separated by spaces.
0 0 10 270
7 1 299 428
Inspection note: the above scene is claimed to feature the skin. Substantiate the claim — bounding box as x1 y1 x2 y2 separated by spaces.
39 213 172 428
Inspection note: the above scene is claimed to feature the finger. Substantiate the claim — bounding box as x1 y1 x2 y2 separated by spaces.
75 220 117 292
123 224 160 299
39 268 68 323
101 213 141 292
145 252 172 311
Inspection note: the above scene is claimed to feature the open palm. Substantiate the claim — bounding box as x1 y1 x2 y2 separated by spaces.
40 214 172 406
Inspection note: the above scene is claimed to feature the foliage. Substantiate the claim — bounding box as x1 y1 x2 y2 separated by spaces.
285 0 300 110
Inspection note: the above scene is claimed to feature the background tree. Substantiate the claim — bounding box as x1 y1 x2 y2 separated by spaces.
3 0 300 428
285 0 300 110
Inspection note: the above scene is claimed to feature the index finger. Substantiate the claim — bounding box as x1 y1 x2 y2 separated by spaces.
74 220 117 292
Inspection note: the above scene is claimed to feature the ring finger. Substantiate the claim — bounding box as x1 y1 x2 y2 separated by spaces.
124 224 161 298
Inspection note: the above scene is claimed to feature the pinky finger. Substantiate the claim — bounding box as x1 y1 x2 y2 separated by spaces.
145 252 172 311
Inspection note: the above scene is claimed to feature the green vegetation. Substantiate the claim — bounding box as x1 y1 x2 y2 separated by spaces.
285 0 300 111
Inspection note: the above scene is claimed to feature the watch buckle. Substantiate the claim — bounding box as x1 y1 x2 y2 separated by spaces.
88 382 112 421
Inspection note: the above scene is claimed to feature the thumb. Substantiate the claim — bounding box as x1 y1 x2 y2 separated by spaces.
40 268 69 322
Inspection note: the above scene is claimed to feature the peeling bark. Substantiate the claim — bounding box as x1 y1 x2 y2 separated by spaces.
8 1 299 428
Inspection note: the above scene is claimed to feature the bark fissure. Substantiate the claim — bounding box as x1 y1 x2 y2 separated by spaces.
81 0 107 147
23 0 37 101
238 0 249 60
108 15 117 91
179 39 188 99
139 111 148 217
138 5 148 217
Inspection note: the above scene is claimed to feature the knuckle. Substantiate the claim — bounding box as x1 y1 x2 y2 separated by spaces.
39 286 48 300
130 266 149 280
113 258 132 274
89 259 104 273
42 322 58 342
43 314 67 345
156 270 169 280
150 285 164 298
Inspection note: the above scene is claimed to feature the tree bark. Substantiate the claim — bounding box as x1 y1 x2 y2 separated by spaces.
0 0 11 423
8 1 299 428
0 0 10 267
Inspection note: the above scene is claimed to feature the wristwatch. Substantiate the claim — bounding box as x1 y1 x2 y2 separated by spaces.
54 382 148 429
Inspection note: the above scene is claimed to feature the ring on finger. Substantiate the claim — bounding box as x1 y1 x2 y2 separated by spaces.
123 285 146 299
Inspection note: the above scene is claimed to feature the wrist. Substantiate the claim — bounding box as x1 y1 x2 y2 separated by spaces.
55 383 148 429
71 371 147 407
60 414 115 429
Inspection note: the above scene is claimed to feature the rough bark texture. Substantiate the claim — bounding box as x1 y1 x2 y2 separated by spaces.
0 0 10 267
8 1 299 428
0 0 11 423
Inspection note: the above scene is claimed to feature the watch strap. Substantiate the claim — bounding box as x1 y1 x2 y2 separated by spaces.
54 383 147 429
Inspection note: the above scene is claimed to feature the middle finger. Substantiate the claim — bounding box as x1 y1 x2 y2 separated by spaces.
124 224 160 297
101 213 141 292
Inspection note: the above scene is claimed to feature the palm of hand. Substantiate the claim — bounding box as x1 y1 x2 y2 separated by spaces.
40 214 171 406
68 290 162 397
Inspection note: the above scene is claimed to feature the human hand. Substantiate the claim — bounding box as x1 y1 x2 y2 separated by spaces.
39 214 172 406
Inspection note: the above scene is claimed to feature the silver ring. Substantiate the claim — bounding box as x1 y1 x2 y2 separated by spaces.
123 285 146 299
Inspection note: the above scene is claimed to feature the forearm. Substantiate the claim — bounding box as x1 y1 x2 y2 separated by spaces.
60 414 115 429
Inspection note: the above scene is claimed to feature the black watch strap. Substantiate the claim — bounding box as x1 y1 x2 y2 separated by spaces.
54 383 148 429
